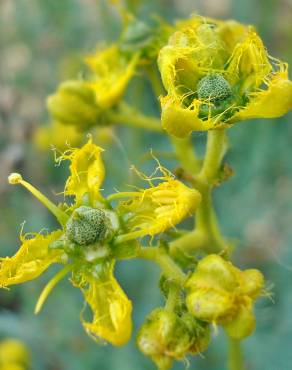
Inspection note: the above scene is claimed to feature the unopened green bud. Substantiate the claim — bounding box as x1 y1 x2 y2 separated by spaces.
197 73 232 102
137 308 191 369
47 80 101 128
121 20 152 53
66 206 109 246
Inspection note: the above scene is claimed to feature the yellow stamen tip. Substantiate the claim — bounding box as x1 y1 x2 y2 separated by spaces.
8 173 23 185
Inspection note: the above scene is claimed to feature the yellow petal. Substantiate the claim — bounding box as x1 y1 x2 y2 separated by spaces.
0 339 30 367
224 304 256 339
117 177 201 241
47 80 101 129
0 230 63 287
77 263 132 346
85 45 138 109
60 139 105 205
231 68 292 121
34 121 82 151
226 28 271 90
217 20 249 54
160 96 215 137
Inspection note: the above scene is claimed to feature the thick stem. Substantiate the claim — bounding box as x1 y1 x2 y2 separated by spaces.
199 129 227 183
106 103 162 132
195 129 228 253
138 247 186 286
170 136 201 174
165 284 180 312
169 229 207 258
228 337 245 370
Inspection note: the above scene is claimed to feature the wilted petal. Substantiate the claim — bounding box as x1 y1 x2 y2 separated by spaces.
160 95 214 137
85 45 138 109
76 263 132 346
231 68 292 121
60 139 105 205
0 230 63 287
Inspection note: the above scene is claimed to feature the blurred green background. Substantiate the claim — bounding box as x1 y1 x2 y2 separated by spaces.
1 0 292 369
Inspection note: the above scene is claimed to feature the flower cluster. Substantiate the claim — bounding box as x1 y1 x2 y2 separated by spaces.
0 139 200 346
2 10 291 370
158 16 292 137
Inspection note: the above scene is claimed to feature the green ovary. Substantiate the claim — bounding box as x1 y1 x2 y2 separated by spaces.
66 206 108 246
197 73 232 102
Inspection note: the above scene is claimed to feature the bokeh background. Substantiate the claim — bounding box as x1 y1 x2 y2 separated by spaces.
1 0 292 369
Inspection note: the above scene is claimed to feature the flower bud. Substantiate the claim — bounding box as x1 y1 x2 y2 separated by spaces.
66 206 110 246
186 287 234 321
0 339 30 368
137 308 210 368
240 269 264 298
180 312 211 355
224 304 255 339
47 80 101 129
137 308 191 369
186 254 264 339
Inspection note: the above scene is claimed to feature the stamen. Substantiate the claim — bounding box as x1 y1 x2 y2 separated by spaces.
35 264 72 314
8 173 68 226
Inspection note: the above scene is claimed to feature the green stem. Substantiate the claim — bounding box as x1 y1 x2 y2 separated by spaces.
138 247 186 286
170 136 201 174
107 103 162 132
165 284 180 312
228 337 245 370
169 229 207 258
199 129 227 183
195 129 228 253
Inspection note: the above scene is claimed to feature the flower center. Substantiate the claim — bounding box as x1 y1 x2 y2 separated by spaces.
66 206 109 246
197 74 231 102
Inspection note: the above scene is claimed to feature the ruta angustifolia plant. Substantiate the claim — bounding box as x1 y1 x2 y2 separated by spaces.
2 11 292 370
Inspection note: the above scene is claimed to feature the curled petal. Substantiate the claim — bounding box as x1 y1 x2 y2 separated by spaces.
0 230 63 288
76 264 132 346
226 28 271 90
160 95 214 137
117 178 201 240
85 45 138 109
34 121 82 151
230 68 292 121
60 139 105 205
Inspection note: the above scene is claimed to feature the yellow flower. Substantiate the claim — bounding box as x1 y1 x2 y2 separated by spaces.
47 80 102 130
158 16 292 137
47 45 138 130
186 254 264 339
34 121 83 151
1 139 201 346
85 45 138 109
34 120 115 152
116 176 201 242
0 339 30 370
